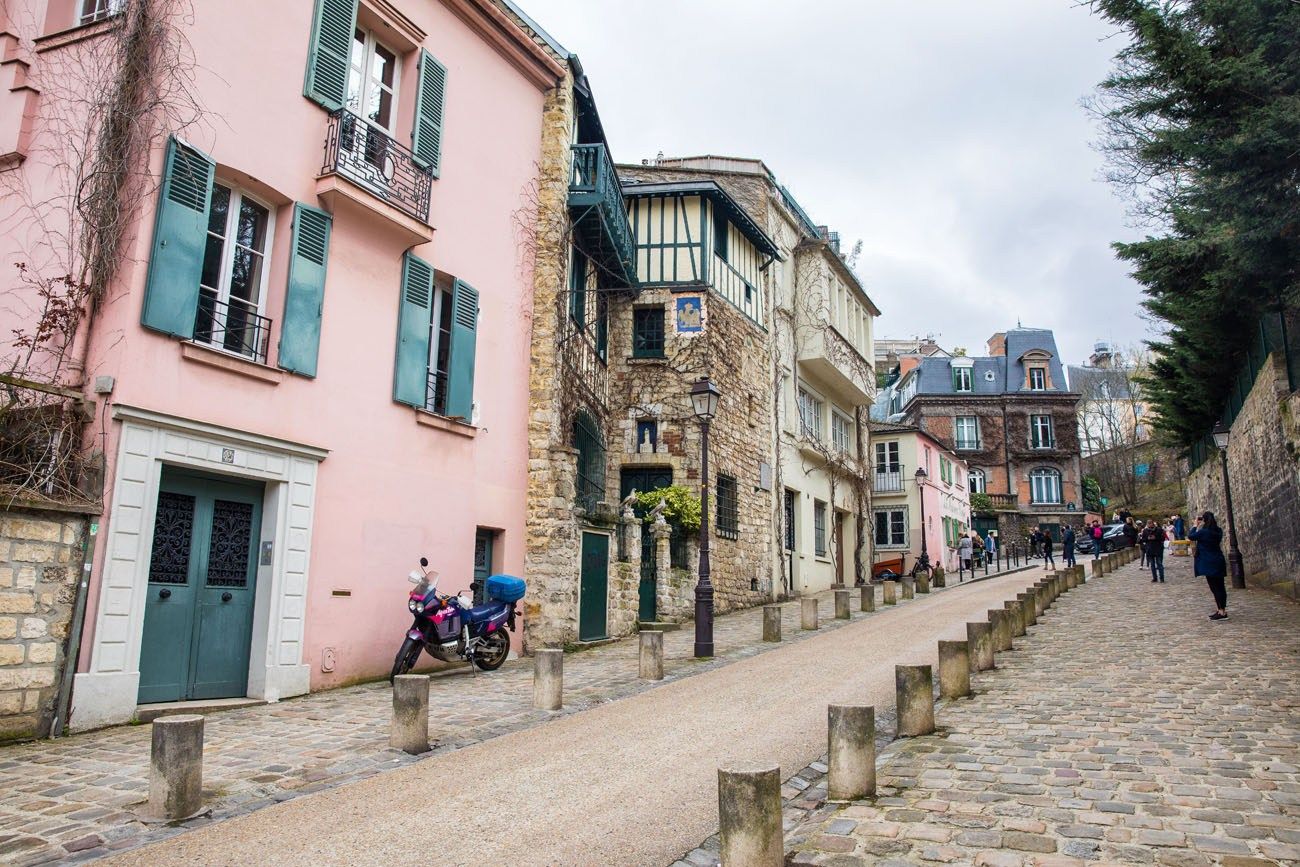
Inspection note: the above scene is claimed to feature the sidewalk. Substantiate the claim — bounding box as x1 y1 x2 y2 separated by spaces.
0 569 1031 865
786 560 1300 866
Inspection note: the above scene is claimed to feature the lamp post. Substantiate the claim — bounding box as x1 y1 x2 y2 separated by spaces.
1212 422 1245 589
690 376 722 658
914 467 930 574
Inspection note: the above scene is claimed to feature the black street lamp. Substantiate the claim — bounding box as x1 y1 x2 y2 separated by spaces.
690 376 722 658
914 466 931 574
1212 422 1246 589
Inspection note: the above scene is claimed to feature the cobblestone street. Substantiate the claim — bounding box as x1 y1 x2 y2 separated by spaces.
787 559 1300 866
0 568 1027 865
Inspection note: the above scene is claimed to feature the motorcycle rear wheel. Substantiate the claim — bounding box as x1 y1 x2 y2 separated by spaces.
390 636 422 683
472 630 510 672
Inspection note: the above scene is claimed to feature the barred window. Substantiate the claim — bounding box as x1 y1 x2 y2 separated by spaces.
632 307 665 358
716 473 739 540
814 499 828 556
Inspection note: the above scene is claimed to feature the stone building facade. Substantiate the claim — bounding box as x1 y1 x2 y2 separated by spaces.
876 328 1084 544
1185 348 1300 599
0 507 91 740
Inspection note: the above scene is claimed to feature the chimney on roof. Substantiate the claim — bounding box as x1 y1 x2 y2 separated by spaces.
987 332 1007 357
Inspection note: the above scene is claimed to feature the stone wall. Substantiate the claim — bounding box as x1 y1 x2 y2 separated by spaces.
1 507 89 740
1185 352 1300 600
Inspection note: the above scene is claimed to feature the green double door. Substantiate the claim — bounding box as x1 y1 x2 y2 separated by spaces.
138 469 264 704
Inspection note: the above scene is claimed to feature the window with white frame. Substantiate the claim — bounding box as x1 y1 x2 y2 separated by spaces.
797 387 824 440
1030 414 1055 449
874 507 907 547
80 0 124 24
1029 367 1047 390
968 467 986 493
347 28 400 132
953 366 972 392
954 415 979 450
874 441 900 472
1030 468 1062 504
424 273 456 415
194 182 274 362
831 411 852 454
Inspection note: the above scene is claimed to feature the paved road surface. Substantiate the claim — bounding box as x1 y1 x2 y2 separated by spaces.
107 571 1044 867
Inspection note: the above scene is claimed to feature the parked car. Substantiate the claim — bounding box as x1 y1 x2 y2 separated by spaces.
1075 524 1133 554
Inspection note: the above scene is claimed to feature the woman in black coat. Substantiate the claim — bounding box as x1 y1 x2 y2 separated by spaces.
1188 512 1228 620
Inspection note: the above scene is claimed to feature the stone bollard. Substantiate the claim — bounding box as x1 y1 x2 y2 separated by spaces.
917 572 930 594
718 762 783 867
762 604 782 642
533 648 563 711
883 580 897 605
639 630 664 681
827 704 877 801
988 608 1012 652
1019 594 1036 630
390 674 431 754
801 596 819 630
1091 559 1103 580
902 576 915 600
938 640 971 699
1004 599 1025 637
834 589 851 620
1076 564 1087 585
1036 583 1050 616
860 584 875 613
896 664 936 737
967 621 994 671
145 714 205 821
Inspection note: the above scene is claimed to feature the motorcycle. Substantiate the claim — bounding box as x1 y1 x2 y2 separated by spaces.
390 557 526 681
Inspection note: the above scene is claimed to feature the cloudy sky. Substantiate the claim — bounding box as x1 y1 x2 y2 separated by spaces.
517 0 1154 365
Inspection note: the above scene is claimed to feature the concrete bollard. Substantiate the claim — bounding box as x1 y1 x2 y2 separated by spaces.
639 630 664 680
1091 559 1103 580
860 584 875 612
1076 564 1087 585
834 589 851 620
1004 599 1025 637
801 596 819 630
967 621 994 671
988 608 1012 652
883 580 897 605
390 674 431 754
938 640 971 698
896 664 936 737
827 704 877 801
902 576 915 600
917 572 930 594
533 648 563 711
718 762 783 867
145 714 205 821
762 604 782 642
1019 594 1036 630
1036 583 1050 616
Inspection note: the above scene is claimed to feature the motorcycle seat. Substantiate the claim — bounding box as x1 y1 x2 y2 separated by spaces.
465 600 510 624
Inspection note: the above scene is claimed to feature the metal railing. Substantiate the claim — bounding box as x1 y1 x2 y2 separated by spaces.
322 109 432 222
873 467 904 493
570 143 636 276
425 369 448 417
193 295 271 364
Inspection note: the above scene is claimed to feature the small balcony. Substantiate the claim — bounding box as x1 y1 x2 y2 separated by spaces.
569 143 636 287
193 295 272 365
797 325 874 406
987 492 1019 511
873 466 905 494
320 109 432 231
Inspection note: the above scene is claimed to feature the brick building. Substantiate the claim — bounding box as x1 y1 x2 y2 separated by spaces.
875 328 1084 543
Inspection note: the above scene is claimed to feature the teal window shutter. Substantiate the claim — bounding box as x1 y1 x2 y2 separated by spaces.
278 203 333 377
445 279 478 421
303 0 357 112
412 49 447 177
141 136 214 338
393 253 433 407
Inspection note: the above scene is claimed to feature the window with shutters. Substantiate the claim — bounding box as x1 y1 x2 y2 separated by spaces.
716 474 739 540
425 275 455 415
1030 414 1055 449
953 366 972 392
347 28 399 133
954 415 979 450
193 182 275 363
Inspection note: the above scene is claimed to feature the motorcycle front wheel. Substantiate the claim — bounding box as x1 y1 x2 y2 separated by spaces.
472 630 510 672
390 636 422 683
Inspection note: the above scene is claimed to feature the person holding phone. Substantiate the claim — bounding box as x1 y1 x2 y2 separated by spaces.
1188 512 1228 620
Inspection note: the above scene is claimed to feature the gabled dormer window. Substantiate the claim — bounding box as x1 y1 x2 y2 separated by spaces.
1029 367 1047 391
953 367 972 392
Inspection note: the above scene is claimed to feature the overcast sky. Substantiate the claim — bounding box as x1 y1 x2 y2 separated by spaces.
517 0 1152 366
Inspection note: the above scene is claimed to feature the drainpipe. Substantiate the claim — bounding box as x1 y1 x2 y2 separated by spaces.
50 517 98 737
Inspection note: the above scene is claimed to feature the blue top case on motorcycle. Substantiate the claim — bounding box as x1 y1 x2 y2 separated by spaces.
485 574 525 603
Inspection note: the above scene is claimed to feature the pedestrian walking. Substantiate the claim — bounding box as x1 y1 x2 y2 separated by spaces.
1140 520 1167 583
958 533 973 573
1123 516 1139 552
985 530 997 565
1029 529 1040 560
1091 520 1104 559
1062 524 1076 567
1040 526 1056 569
1188 512 1228 620
1172 513 1186 540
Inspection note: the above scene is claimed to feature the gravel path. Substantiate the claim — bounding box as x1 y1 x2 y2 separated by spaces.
104 570 1046 867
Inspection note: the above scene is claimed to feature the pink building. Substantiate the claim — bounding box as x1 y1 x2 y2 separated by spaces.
0 0 562 728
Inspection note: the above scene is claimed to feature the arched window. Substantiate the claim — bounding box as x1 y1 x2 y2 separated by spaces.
968 468 985 494
572 411 605 511
1029 467 1062 505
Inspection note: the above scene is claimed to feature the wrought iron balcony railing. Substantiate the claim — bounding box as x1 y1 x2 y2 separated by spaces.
194 294 271 364
569 143 636 286
873 467 905 493
322 109 432 223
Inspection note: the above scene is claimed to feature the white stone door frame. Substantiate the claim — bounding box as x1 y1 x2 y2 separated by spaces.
71 405 328 730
